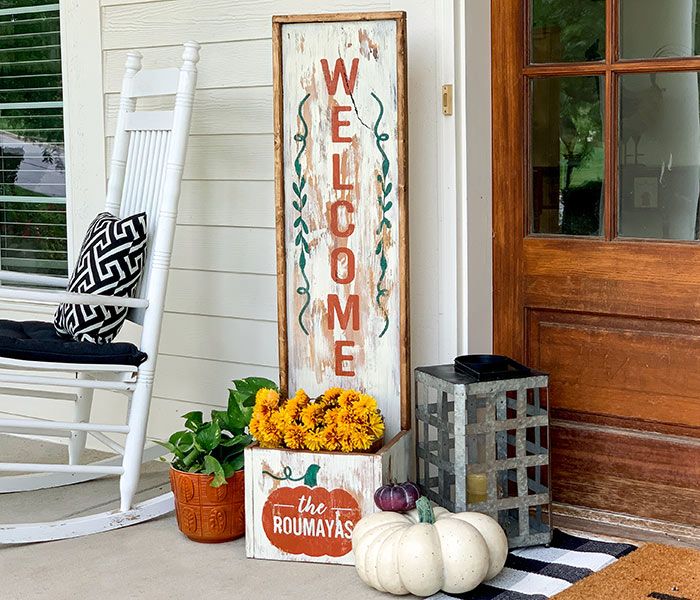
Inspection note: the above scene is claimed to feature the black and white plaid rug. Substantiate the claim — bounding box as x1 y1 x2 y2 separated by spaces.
431 530 638 600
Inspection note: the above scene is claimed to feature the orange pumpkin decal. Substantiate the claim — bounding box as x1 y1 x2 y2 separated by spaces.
262 464 361 557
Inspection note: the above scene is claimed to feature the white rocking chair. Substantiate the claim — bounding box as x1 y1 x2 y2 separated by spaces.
0 42 200 543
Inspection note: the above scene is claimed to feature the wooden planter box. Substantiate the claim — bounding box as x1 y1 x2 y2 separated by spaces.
245 11 410 565
244 431 410 564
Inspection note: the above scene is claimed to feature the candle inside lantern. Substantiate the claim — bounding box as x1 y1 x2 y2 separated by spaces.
467 473 487 504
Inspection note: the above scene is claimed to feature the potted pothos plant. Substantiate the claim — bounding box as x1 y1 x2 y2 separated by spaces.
160 377 278 543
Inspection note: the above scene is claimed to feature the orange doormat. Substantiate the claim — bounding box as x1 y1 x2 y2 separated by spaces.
553 543 700 600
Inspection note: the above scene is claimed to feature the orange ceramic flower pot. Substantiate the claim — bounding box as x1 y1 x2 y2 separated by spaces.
169 466 245 543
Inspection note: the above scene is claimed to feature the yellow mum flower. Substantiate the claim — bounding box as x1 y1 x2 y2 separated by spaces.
350 427 373 451
339 433 355 453
338 389 360 408
283 423 306 450
303 429 325 452
292 388 310 407
255 414 283 446
322 425 341 451
350 394 378 420
281 398 302 424
300 403 324 430
256 388 281 410
322 387 343 404
368 412 385 439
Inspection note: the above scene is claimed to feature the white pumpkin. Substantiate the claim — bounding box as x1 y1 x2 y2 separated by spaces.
352 497 508 597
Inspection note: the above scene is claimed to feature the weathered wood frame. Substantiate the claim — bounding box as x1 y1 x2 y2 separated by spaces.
272 11 411 432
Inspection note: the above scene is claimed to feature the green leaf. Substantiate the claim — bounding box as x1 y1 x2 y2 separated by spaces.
375 241 383 255
299 250 307 269
384 183 393 196
301 194 307 207
203 455 227 488
299 176 306 191
227 454 245 474
222 461 237 479
220 433 252 448
182 411 203 431
295 161 301 177
301 220 309 234
302 238 310 254
195 421 221 453
227 392 254 429
382 158 390 177
295 232 303 246
380 253 388 270
292 182 300 196
211 409 232 432
384 200 393 212
292 200 300 211
294 216 302 228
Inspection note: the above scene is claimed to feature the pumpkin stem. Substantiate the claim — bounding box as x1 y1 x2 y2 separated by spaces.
416 496 435 524
303 464 321 488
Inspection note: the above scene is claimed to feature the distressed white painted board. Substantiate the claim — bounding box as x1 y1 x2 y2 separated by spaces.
244 430 410 565
281 19 403 440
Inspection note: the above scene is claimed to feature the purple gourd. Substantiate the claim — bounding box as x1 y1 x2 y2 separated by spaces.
374 481 421 511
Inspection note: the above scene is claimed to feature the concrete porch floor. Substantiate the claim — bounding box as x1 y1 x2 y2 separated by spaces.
0 435 388 600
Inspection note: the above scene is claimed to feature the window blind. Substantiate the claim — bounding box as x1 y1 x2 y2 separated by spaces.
0 1 67 277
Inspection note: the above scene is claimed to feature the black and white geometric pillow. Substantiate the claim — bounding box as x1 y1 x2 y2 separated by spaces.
54 212 148 344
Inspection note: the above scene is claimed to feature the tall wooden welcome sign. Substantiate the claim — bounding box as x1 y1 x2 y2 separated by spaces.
245 12 411 565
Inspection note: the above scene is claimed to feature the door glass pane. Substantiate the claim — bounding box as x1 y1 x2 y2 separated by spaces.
621 0 700 59
619 72 700 240
531 76 605 235
531 0 606 63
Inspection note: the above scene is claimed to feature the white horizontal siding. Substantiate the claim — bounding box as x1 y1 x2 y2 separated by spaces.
101 0 387 49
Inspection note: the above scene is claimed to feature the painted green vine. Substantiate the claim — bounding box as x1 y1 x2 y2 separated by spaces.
292 93 311 335
371 92 392 338
262 464 320 487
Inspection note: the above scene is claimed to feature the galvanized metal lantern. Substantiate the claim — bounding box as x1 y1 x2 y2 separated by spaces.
414 358 551 548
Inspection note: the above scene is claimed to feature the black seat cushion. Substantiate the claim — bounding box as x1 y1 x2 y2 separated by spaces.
0 320 147 367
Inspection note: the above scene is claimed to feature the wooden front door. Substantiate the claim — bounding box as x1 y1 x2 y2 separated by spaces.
493 0 700 526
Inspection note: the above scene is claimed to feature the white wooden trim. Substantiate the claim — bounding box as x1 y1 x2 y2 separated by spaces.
59 0 107 268
436 0 459 361
0 492 174 544
454 0 470 353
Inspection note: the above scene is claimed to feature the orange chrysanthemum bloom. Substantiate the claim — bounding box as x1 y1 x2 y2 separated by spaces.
284 423 306 450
